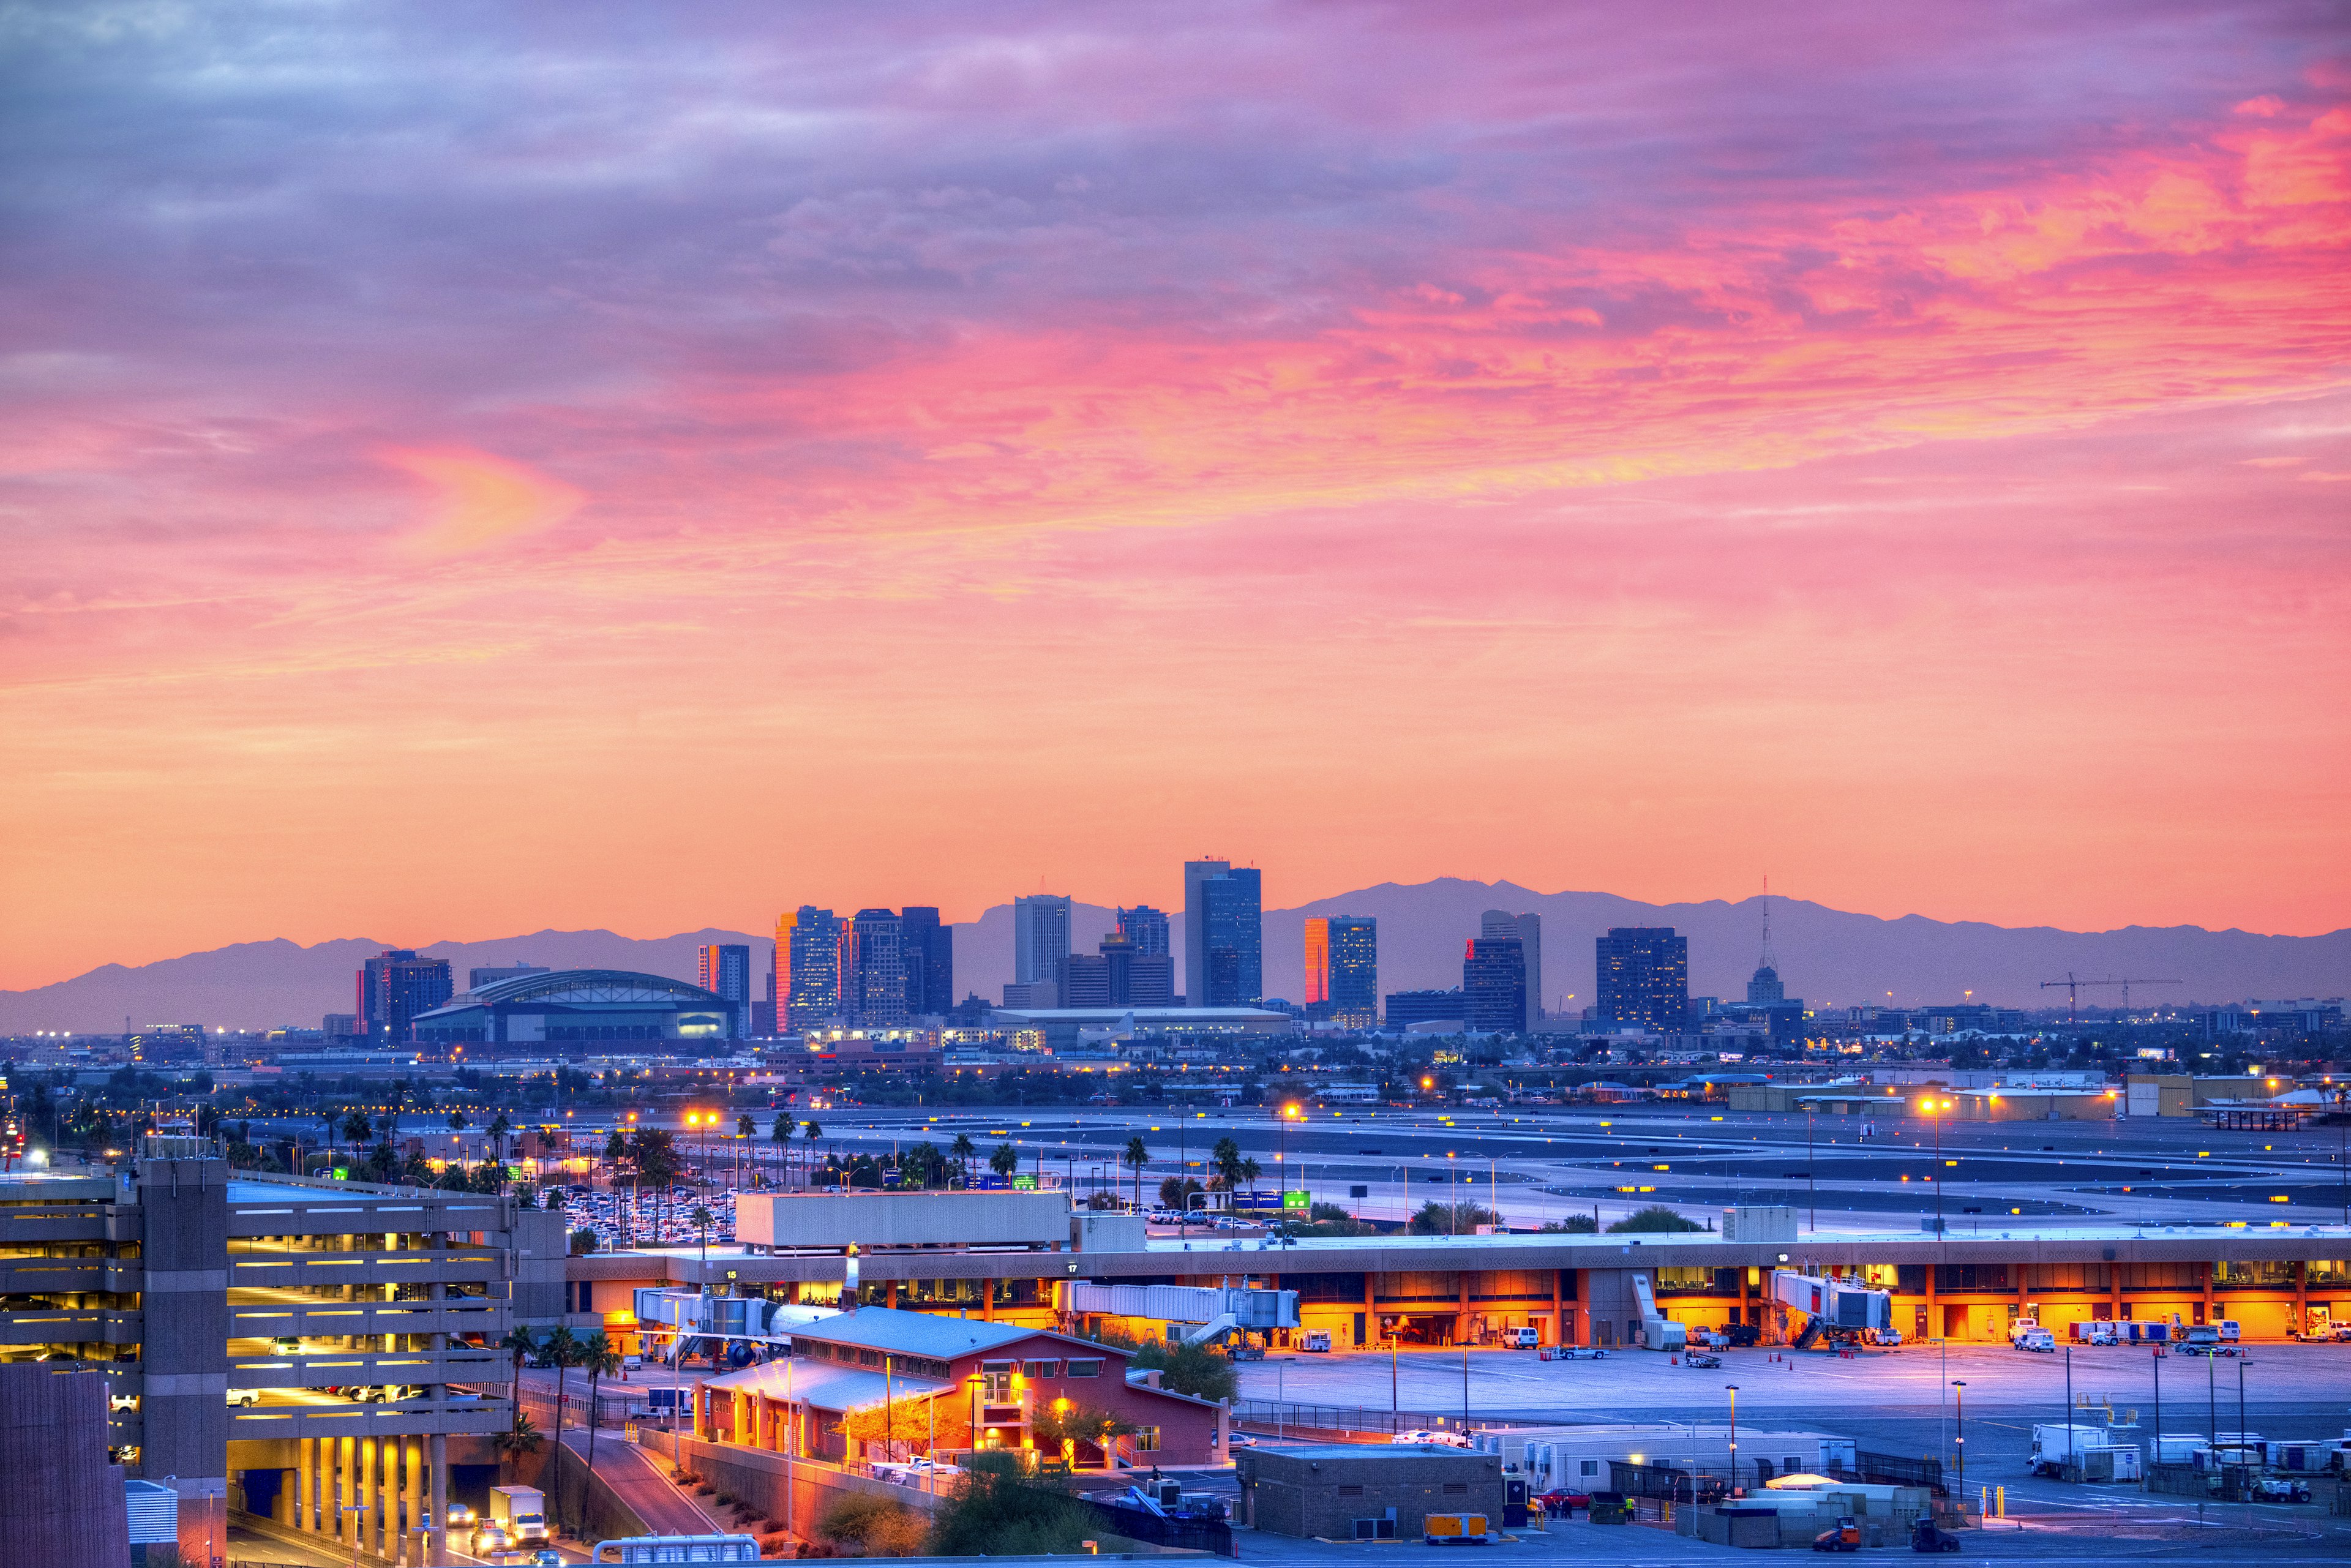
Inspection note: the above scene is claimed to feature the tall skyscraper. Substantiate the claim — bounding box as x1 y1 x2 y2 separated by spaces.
779 906 842 1030
1596 926 1689 1032
1060 951 1112 1008
1117 905 1171 956
1480 910 1543 1029
1305 915 1378 1029
1187 860 1261 1006
696 943 751 1037
357 949 452 1045
898 907 953 1017
841 909 909 1027
1463 936 1528 1033
1012 894 1072 994
1181 860 1224 1004
1083 932 1175 1008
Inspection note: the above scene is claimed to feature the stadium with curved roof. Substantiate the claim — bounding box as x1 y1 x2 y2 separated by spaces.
409 967 738 1045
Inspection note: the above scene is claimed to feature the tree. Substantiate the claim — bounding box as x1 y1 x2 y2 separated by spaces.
819 1492 931 1556
448 1108 468 1135
1607 1204 1703 1234
769 1114 791 1186
576 1329 623 1531
539 1326 580 1532
689 1204 716 1263
950 1132 976 1184
1238 1156 1261 1193
493 1411 543 1483
486 1110 514 1161
990 1141 1020 1181
1410 1201 1497 1235
1539 1214 1599 1234
340 1109 372 1148
1127 1338 1237 1404
1120 1136 1149 1209
901 1141 943 1190
801 1120 823 1188
836 1390 970 1463
1159 1176 1205 1212
1210 1137 1245 1190
1032 1399 1137 1466
500 1323 541 1418
569 1226 599 1255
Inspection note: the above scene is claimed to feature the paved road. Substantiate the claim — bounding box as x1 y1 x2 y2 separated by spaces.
558 1422 722 1540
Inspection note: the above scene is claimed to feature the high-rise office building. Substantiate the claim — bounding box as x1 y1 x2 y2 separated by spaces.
357 949 452 1044
1305 915 1378 1029
1117 905 1171 957
1187 861 1262 1006
1463 936 1528 1033
697 943 752 1011
1596 926 1689 1032
1384 988 1465 1029
1480 910 1542 1029
898 907 953 1017
1081 932 1176 1008
1012 894 1072 990
779 906 843 1030
841 909 909 1027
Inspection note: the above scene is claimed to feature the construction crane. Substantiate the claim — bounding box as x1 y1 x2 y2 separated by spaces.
2039 973 2183 1021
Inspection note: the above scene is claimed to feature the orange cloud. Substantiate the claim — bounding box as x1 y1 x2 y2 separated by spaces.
381 448 585 557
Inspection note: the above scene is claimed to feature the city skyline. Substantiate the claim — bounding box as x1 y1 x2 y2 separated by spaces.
4 6 2345 990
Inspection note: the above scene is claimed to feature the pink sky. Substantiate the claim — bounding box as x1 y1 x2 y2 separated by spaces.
2 2 2347 988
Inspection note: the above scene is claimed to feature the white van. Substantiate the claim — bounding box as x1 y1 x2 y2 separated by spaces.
1509 1327 1540 1350
2216 1319 2241 1342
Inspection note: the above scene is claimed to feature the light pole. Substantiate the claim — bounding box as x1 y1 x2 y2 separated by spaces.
1952 1380 1967 1495
2150 1345 2163 1473
1935 1339 1948 1469
1725 1384 1739 1494
1807 1111 1816 1232
343 1502 370 1568
1390 1319 1400 1424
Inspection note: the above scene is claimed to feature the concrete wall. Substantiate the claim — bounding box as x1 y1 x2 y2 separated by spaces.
513 1206 571 1324
0 1366 130 1568
644 1429 943 1540
139 1155 232 1560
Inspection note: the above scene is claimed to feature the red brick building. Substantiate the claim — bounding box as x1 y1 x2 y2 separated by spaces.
696 1307 1226 1468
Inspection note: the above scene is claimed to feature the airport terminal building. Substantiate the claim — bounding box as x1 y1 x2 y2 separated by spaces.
559 1193 2351 1354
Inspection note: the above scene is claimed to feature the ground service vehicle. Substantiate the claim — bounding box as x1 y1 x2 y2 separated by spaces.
2251 1477 2312 1504
2218 1319 2242 1342
490 1485 549 1542
1682 1351 1723 1369
1911 1520 1963 1553
1302 1331 1332 1351
1423 1512 1489 1545
1812 1517 1861 1552
2014 1328 2056 1352
2030 1424 2143 1480
1509 1326 1539 1349
1557 1346 1609 1360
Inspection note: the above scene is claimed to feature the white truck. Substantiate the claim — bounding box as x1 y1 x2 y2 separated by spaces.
2031 1424 2143 1481
489 1485 548 1544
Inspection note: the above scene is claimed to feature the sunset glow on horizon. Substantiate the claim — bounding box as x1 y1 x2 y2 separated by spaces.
3 3 2347 988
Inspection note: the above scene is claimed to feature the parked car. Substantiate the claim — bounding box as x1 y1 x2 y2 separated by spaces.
226 1388 260 1408
1681 1351 1723 1370
1910 1520 1963 1553
1556 1346 1610 1360
1393 1429 1474 1448
1533 1490 1591 1517
1225 1432 1258 1449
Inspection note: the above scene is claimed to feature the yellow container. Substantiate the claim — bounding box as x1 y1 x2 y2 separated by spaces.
1423 1513 1490 1545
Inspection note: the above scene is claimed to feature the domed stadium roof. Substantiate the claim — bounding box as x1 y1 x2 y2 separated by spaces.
459 968 729 1007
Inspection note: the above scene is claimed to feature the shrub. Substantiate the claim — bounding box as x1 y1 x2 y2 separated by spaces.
1127 1337 1237 1405
1409 1201 1498 1235
928 1453 1091 1558
1607 1204 1703 1234
1539 1215 1599 1234
818 1491 928 1556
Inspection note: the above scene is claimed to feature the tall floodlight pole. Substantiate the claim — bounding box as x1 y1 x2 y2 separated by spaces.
1725 1384 1739 1494
1951 1381 1967 1495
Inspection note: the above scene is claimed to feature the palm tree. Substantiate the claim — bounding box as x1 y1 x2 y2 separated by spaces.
499 1323 539 1418
769 1114 791 1188
1121 1136 1150 1210
541 1325 579 1533
486 1109 514 1163
951 1133 976 1187
493 1411 542 1484
800 1119 823 1189
602 1128 626 1193
990 1141 1020 1184
689 1204 716 1265
340 1109 372 1149
576 1329 623 1529
1239 1156 1262 1194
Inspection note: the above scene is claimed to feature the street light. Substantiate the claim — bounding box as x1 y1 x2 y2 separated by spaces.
1951 1380 1967 1493
1725 1385 1739 1494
